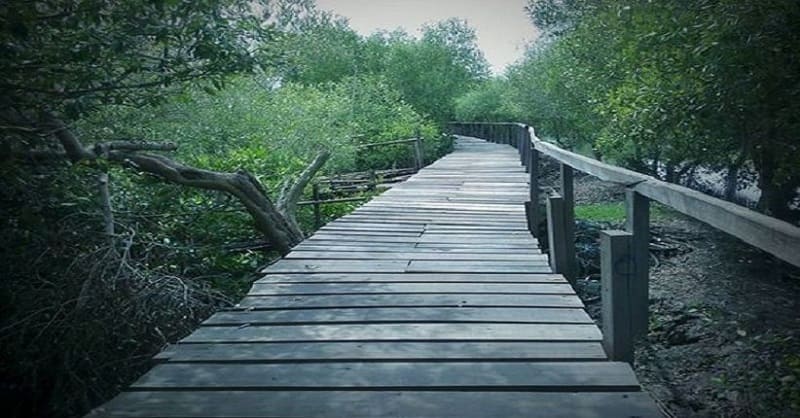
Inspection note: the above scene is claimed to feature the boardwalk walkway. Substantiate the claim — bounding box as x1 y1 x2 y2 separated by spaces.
90 137 662 417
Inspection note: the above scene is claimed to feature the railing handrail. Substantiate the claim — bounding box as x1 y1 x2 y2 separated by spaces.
449 121 800 268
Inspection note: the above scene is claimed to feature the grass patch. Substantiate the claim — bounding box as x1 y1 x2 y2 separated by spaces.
575 202 676 223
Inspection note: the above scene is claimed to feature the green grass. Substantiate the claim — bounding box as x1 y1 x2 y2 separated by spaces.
574 202 676 223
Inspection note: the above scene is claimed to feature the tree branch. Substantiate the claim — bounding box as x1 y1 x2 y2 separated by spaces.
43 113 303 254
276 150 331 234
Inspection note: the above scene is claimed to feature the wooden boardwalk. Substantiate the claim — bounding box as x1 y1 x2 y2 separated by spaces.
90 137 662 417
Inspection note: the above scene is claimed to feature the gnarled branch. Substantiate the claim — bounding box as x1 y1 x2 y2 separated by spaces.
277 150 331 233
45 113 306 254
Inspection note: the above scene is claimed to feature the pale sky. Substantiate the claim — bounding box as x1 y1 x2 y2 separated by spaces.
315 0 539 75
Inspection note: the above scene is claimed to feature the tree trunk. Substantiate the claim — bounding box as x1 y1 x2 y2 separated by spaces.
755 148 799 223
721 145 747 202
44 113 324 255
276 151 330 235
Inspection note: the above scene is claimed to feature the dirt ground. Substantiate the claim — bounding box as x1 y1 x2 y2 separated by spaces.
566 174 800 417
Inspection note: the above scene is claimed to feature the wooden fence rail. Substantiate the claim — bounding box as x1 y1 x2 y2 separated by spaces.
449 121 800 363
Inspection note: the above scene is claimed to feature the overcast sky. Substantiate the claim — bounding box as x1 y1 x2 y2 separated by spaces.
315 0 539 75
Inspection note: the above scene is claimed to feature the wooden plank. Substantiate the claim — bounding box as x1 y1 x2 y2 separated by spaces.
248 282 574 295
417 234 537 244
307 234 424 243
414 243 539 250
301 240 417 248
182 323 602 343
256 273 568 284
407 260 552 273
340 215 528 226
130 361 636 390
284 251 547 261
311 230 423 237
291 245 540 254
238 294 584 309
321 222 425 231
262 259 409 273
423 224 530 231
155 341 606 362
203 307 593 325
92 391 662 418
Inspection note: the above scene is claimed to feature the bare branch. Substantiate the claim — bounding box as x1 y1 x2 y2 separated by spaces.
40 113 302 254
94 141 178 154
277 150 330 234
41 112 95 162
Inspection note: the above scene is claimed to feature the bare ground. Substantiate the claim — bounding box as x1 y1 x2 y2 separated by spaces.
566 173 800 417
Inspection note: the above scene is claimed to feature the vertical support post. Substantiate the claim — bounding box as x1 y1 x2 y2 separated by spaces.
98 172 115 243
560 164 576 283
601 230 634 364
413 131 424 171
522 127 529 171
546 194 568 275
312 183 322 229
527 145 540 235
625 190 650 339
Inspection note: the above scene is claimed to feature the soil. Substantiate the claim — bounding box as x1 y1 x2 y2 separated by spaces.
563 173 800 417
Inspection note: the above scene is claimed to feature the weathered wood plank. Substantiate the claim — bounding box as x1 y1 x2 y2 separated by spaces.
203 307 593 325
256 273 568 284
130 361 636 390
155 341 606 362
238 294 584 309
248 282 574 295
291 244 540 254
413 242 539 250
417 234 537 244
91 391 662 418
262 259 410 273
284 251 547 261
182 323 602 343
406 260 552 273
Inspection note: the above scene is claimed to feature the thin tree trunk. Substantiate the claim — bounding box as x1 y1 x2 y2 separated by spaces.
98 172 115 243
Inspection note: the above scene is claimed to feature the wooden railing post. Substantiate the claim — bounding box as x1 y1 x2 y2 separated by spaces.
560 164 576 283
601 230 634 364
546 194 568 274
523 126 530 172
312 183 322 229
625 190 650 339
413 132 424 171
527 143 540 235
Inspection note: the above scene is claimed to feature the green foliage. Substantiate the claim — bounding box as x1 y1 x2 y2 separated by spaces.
459 0 800 221
0 0 273 118
384 18 489 123
574 202 672 223
454 79 518 122
274 12 489 125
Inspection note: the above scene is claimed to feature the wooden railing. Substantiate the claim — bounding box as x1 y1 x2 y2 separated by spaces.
303 136 426 228
449 121 800 363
